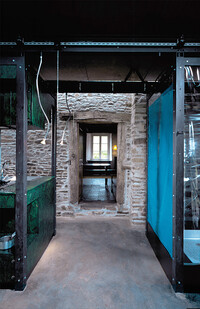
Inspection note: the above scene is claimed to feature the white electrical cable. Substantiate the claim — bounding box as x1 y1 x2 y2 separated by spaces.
60 94 72 145
57 50 59 100
189 66 193 77
60 118 70 145
66 93 71 114
185 66 200 88
56 49 67 146
36 52 50 144
197 68 200 82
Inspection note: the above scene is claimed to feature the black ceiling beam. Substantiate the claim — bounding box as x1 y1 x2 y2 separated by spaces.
124 68 133 82
135 69 144 82
124 68 144 82
0 42 200 53
44 81 170 94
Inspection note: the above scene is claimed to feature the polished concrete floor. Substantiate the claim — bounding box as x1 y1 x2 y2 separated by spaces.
0 217 200 309
82 178 116 202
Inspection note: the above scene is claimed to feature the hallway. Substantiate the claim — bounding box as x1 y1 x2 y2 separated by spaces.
82 178 116 202
0 217 199 309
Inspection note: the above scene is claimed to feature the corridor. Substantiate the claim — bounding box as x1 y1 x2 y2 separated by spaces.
0 217 199 309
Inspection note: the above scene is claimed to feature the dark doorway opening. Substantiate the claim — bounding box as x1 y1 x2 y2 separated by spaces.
78 123 117 203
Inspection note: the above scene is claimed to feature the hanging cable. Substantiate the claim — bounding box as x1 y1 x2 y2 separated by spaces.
66 92 71 114
185 66 200 88
57 50 59 100
60 117 70 145
56 49 67 146
60 94 72 145
197 68 200 82
36 52 50 144
59 48 72 146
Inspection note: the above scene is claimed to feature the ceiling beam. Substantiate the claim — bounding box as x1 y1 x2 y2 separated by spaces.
1 42 200 53
44 80 170 94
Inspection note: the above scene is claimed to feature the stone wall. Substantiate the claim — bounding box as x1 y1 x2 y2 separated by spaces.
57 93 133 215
1 92 147 222
66 93 132 113
130 95 147 224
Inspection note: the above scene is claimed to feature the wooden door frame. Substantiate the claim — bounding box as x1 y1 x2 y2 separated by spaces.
68 112 130 211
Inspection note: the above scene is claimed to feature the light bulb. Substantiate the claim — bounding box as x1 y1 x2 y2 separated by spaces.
60 140 64 145
41 138 46 145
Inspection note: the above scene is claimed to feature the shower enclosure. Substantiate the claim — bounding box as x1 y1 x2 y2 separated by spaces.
147 56 200 292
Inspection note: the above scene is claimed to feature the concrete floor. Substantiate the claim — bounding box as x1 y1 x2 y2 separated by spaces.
0 217 200 309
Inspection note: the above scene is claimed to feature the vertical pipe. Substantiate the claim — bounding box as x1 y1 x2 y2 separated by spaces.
51 100 57 236
172 54 184 292
51 50 59 235
0 129 2 180
15 55 28 291
146 95 149 234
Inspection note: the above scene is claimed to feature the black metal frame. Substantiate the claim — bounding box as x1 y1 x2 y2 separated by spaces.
0 41 200 53
173 56 200 292
172 54 185 292
1 42 199 292
146 54 200 293
44 81 169 94
0 56 28 290
51 102 57 236
0 55 57 290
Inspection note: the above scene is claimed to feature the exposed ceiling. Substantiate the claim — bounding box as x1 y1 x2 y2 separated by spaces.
26 52 175 82
0 0 199 85
0 0 200 42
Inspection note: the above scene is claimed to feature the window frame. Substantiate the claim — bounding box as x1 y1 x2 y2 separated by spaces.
86 133 112 161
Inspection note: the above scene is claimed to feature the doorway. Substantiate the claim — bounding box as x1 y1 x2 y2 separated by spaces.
69 111 128 211
78 123 117 203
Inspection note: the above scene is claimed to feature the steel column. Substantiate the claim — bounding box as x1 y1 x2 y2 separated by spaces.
146 95 149 234
15 56 28 291
172 56 200 292
51 100 57 236
172 54 185 292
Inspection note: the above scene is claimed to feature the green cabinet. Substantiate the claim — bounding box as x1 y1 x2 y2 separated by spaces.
0 176 55 288
0 65 53 130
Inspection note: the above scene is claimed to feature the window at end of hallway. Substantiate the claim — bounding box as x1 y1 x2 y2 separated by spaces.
86 133 112 161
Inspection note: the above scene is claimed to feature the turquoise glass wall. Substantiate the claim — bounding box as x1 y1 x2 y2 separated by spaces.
148 85 173 257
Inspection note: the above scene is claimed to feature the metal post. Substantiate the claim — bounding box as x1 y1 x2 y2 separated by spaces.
15 55 28 291
172 54 184 292
51 100 57 236
0 130 2 180
146 95 149 234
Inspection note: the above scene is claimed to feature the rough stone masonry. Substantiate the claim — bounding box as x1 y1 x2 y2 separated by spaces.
1 93 147 224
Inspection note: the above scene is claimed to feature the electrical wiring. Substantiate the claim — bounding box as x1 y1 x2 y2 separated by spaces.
36 52 50 144
60 117 70 145
66 93 71 114
185 66 200 88
197 68 200 82
60 94 72 145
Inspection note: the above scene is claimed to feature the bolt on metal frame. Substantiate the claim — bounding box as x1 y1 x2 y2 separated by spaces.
0 56 28 290
0 55 57 290
173 56 200 292
1 41 200 291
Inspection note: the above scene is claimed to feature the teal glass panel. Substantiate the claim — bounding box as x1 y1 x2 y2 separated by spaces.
0 65 16 79
148 85 173 257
